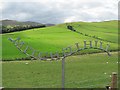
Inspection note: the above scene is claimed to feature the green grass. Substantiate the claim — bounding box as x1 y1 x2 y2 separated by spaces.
2 20 118 88
58 20 118 43
2 52 118 88
2 20 118 60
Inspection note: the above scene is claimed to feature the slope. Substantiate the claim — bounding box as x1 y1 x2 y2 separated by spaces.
2 20 118 60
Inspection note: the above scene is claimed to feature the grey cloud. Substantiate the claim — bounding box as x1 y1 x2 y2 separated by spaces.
2 0 118 24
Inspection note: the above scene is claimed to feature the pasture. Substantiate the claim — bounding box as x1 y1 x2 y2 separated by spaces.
2 52 118 88
2 20 118 60
1 20 118 88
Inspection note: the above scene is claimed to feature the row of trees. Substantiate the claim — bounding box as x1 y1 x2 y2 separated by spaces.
1 24 46 34
67 25 76 31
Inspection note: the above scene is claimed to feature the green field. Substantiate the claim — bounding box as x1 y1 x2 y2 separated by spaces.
58 20 118 43
3 52 118 88
2 20 119 88
2 20 118 60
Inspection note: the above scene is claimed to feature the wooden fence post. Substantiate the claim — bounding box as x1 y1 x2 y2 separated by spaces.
110 72 117 90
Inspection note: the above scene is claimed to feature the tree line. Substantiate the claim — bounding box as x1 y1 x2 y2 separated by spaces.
1 24 46 34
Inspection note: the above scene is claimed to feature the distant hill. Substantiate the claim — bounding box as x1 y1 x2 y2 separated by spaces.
0 20 55 33
1 19 55 26
1 20 43 26
0 20 45 33
45 24 55 27
1 20 55 33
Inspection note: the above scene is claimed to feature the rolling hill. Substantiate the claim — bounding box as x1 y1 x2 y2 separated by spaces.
1 20 43 26
2 20 118 88
1 20 118 60
1 19 55 27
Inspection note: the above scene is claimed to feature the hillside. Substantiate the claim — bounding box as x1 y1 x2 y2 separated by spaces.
1 20 118 60
1 19 55 27
57 20 118 43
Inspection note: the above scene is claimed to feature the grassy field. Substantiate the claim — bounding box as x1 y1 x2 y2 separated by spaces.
2 20 118 60
58 20 118 43
2 52 118 88
2 20 118 88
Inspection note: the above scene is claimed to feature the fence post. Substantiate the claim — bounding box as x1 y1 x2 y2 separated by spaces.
62 57 65 89
110 72 117 90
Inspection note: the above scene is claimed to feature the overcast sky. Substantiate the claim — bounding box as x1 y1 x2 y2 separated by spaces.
0 0 119 24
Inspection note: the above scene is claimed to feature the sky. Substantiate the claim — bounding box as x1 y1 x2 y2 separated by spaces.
0 0 119 24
